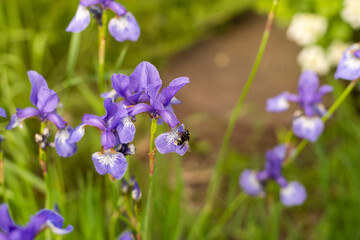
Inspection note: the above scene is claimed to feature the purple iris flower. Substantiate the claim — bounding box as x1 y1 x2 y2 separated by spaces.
0 204 73 240
66 0 140 42
6 71 77 158
239 145 307 206
126 62 190 128
117 231 134 240
266 71 333 142
155 124 189 156
0 108 7 118
335 43 360 80
69 98 133 179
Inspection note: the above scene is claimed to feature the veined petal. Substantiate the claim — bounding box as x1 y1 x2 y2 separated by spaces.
92 149 128 179
82 114 106 131
155 125 188 156
108 13 140 42
36 88 59 113
292 116 324 142
0 107 7 118
239 170 264 196
280 181 307 206
66 5 91 32
69 124 86 143
101 130 116 149
47 113 67 129
0 204 17 233
266 92 290 112
16 107 40 120
55 126 77 158
129 61 162 93
28 70 48 106
158 77 190 107
116 117 135 143
108 1 126 16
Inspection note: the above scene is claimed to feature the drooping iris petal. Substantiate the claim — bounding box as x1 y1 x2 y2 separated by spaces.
6 114 21 130
29 210 73 235
66 4 91 32
28 70 48 106
82 114 107 131
92 150 128 179
280 181 307 206
0 108 7 118
116 117 135 143
47 113 67 129
108 1 126 15
111 73 131 99
36 88 59 113
158 77 190 107
151 98 180 128
55 127 77 158
239 170 264 196
266 93 290 112
292 116 324 142
16 107 40 120
117 231 134 240
334 43 360 80
0 204 17 233
108 13 140 42
68 124 85 143
127 103 153 117
155 126 188 156
129 61 162 93
101 130 116 149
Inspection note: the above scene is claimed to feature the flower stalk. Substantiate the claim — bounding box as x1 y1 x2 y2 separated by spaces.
38 122 51 210
142 118 158 240
98 11 108 94
189 0 279 238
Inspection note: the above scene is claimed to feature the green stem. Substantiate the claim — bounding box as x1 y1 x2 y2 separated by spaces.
205 193 247 240
289 78 359 162
142 118 158 240
188 1 279 238
0 149 6 203
39 122 51 209
98 11 108 94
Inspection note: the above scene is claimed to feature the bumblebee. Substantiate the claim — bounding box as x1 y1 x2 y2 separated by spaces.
175 129 190 149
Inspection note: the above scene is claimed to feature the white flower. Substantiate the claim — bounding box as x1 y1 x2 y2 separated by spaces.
328 41 351 66
297 45 330 76
287 13 328 46
341 0 360 29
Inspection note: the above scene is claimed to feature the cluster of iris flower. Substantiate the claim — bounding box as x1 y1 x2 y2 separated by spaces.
240 42 360 206
69 61 190 179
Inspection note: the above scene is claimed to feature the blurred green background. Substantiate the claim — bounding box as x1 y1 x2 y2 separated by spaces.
1 0 360 239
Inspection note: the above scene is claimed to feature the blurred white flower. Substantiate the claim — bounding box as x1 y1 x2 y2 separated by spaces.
287 13 328 46
328 41 351 66
297 45 330 76
341 0 360 29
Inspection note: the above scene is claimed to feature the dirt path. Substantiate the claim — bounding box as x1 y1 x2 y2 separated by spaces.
162 13 301 205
